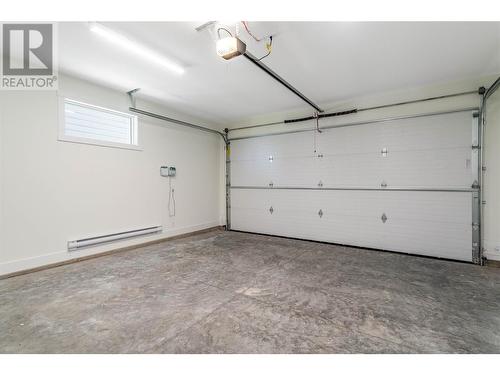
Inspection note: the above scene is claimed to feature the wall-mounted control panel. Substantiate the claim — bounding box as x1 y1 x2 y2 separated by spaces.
160 166 176 177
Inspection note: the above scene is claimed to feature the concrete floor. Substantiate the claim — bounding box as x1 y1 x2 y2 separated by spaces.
1 229 500 353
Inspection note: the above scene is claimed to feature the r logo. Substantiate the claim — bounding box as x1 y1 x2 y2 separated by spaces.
2 24 53 76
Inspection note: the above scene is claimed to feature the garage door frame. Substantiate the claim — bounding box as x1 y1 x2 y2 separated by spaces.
227 107 482 264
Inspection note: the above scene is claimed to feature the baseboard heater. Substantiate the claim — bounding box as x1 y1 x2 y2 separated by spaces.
68 226 163 251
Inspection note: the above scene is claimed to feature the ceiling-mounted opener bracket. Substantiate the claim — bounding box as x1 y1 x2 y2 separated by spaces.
127 88 141 108
314 111 322 133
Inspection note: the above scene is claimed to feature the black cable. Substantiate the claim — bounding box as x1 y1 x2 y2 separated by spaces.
255 52 271 62
284 109 358 124
217 27 233 38
253 36 273 62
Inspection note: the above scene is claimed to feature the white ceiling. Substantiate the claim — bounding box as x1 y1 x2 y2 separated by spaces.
59 22 500 127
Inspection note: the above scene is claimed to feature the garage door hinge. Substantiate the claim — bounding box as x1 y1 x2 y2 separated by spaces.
318 209 323 218
471 180 480 189
381 213 388 223
269 206 274 214
472 145 480 150
472 223 480 231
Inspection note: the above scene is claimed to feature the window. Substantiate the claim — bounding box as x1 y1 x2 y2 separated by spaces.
60 99 139 150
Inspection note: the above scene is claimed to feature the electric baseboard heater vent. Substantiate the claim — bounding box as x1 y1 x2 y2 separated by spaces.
68 226 162 251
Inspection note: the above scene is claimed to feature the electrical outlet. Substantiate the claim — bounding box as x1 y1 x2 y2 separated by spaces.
160 166 176 177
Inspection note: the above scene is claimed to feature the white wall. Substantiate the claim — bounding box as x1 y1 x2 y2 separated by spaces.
229 74 500 263
0 74 225 275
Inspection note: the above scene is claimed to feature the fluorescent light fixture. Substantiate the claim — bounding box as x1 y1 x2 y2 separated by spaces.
89 23 185 75
216 36 246 60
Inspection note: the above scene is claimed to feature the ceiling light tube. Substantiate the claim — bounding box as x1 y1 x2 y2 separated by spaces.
89 22 185 75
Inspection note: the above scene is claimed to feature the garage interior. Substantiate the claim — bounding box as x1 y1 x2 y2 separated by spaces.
1 21 500 354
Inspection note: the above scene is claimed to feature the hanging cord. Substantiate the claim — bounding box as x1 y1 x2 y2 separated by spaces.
168 177 176 217
217 27 233 38
242 21 263 42
313 129 317 155
241 21 273 61
315 111 322 133
313 112 321 155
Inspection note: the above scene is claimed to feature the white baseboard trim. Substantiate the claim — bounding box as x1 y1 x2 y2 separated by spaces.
0 221 221 277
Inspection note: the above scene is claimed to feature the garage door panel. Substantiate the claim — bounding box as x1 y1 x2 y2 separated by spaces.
382 221 471 261
375 113 471 151
231 189 472 261
317 111 472 154
233 146 473 188
380 148 473 188
271 156 317 186
231 159 272 186
231 132 315 161
232 146 473 189
316 153 383 187
232 193 387 249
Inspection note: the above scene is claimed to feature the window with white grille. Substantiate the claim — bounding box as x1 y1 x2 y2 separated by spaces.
61 99 138 149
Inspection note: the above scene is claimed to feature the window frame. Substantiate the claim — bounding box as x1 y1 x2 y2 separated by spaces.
58 98 141 151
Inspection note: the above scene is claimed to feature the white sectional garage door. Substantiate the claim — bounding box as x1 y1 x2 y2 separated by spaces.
229 110 479 262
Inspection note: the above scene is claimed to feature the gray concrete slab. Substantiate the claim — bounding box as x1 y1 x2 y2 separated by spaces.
1 229 499 353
